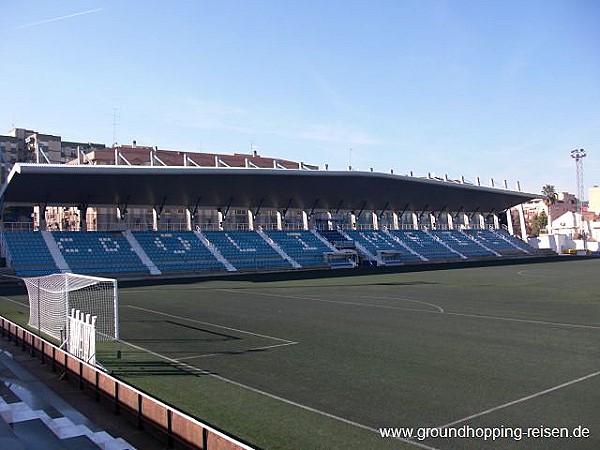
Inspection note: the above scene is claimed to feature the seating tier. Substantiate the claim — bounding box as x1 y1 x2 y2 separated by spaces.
346 230 422 262
266 231 330 267
203 231 291 270
133 232 224 272
430 230 496 257
390 230 461 261
3 232 57 276
53 232 148 275
317 230 353 248
464 230 529 256
492 229 535 254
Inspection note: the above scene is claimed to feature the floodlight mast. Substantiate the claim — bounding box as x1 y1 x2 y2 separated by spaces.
570 148 586 245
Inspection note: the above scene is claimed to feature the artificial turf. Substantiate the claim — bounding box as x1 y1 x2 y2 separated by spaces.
1 259 598 449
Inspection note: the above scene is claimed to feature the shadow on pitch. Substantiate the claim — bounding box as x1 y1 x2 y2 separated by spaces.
220 280 440 289
103 346 270 377
103 360 215 377
118 319 241 342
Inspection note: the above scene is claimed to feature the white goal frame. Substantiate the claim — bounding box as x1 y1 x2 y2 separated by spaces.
23 273 119 344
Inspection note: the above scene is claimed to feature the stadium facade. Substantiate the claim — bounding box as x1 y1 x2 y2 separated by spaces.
1 127 532 235
0 127 548 279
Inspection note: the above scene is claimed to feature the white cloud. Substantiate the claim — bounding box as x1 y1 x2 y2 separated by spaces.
2 8 103 32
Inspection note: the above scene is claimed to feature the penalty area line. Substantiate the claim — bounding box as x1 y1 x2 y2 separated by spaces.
124 304 297 344
176 341 298 361
361 295 444 313
437 370 600 429
221 289 442 315
116 337 438 450
0 296 28 307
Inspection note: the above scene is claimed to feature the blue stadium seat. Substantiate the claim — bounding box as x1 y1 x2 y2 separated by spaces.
53 232 148 275
317 230 354 248
133 231 225 272
346 230 422 263
390 230 462 261
464 230 530 256
266 231 331 267
491 229 535 254
430 230 496 258
3 232 58 276
203 231 291 270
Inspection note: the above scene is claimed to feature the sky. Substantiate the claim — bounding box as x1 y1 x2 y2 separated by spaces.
1 0 599 196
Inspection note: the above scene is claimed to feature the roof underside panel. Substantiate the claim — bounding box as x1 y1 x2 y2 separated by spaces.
0 164 536 213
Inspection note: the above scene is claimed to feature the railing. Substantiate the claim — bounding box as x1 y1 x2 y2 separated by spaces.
2 221 500 234
0 317 254 450
2 222 34 231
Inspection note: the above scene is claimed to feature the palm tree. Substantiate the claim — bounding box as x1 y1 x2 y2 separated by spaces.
541 185 558 233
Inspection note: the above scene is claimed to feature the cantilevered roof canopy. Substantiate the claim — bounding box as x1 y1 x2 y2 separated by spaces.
0 164 536 213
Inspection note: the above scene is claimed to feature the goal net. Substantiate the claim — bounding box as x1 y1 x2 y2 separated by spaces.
23 273 119 343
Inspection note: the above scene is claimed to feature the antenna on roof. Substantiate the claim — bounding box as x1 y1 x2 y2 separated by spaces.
348 148 353 170
111 108 120 148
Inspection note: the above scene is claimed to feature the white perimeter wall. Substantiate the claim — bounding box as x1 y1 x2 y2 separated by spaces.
528 234 599 253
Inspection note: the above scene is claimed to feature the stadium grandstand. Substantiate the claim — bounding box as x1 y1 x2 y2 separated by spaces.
2 129 596 450
0 131 549 280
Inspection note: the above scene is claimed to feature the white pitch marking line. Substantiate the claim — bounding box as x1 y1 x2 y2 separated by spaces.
219 289 442 314
361 295 444 313
443 311 600 330
116 337 438 450
437 370 600 429
124 304 297 344
0 296 28 307
226 290 599 330
176 341 298 361
516 269 559 278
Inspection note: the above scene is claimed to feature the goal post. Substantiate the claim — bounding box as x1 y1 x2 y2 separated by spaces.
23 273 119 343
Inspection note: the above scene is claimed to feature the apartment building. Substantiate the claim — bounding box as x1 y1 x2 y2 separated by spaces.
1 128 316 231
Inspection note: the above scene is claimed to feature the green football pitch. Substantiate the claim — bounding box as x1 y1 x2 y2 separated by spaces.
1 259 599 449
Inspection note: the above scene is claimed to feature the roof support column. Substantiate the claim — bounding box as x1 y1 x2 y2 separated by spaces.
462 213 470 229
276 211 283 231
372 211 379 231
447 213 454 230
506 209 514 235
186 197 201 232
392 212 399 230
247 210 255 231
517 204 527 240
152 209 159 231
326 211 333 231
429 213 436 230
116 196 130 229
492 213 499 230
152 196 167 232
217 198 232 231
411 212 418 230
34 205 46 231
79 204 88 231
217 209 224 231
185 209 193 231
477 212 485 230
349 212 357 230
302 211 309 231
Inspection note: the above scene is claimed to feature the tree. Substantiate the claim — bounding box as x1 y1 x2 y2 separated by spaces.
529 214 540 237
541 185 558 233
537 211 548 231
